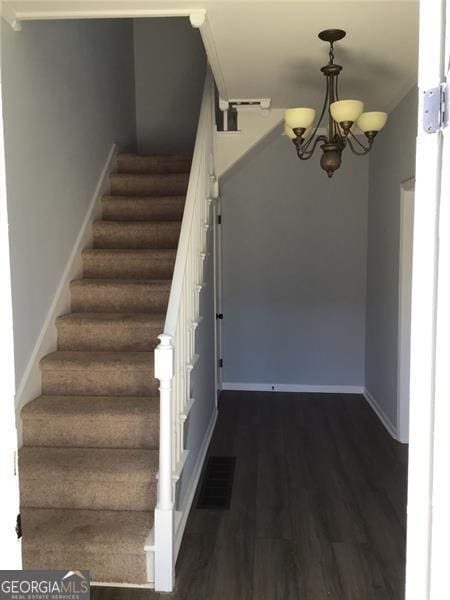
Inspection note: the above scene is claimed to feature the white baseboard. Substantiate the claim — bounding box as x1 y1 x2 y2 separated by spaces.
222 382 365 394
363 388 398 440
174 406 218 560
14 143 118 441
92 582 154 589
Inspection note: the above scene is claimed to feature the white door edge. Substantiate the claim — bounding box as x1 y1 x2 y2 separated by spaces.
397 177 415 444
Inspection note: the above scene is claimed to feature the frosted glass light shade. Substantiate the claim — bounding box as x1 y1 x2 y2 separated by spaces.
285 107 316 130
284 124 297 140
357 111 388 132
330 100 364 124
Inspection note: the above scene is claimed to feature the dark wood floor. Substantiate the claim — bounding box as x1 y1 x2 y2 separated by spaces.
93 391 408 600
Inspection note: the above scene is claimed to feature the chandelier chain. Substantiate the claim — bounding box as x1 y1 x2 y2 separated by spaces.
329 42 335 65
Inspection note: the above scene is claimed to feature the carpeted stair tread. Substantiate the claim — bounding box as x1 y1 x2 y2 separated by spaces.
22 394 159 418
40 351 157 397
21 395 159 448
19 447 157 511
21 508 152 583
82 248 176 279
21 507 153 555
57 312 165 325
117 153 191 174
56 312 164 351
70 278 171 313
19 446 158 482
110 173 189 197
101 195 185 221
40 350 154 371
92 220 181 249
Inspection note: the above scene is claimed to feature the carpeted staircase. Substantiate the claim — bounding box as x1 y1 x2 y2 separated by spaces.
19 153 190 584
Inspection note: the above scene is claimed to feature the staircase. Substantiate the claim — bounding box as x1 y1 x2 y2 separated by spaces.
19 153 191 584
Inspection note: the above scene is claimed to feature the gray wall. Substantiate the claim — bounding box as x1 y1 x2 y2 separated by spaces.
178 206 216 507
365 87 418 427
220 130 369 388
133 18 206 155
2 19 137 386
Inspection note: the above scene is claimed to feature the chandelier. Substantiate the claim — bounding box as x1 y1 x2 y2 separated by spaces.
284 29 388 178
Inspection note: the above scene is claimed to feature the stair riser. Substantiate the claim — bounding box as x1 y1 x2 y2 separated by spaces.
117 154 191 174
110 174 188 196
22 549 148 584
22 415 159 448
20 479 156 512
102 196 185 222
42 369 158 397
82 255 175 279
93 222 181 250
57 321 162 352
70 283 170 313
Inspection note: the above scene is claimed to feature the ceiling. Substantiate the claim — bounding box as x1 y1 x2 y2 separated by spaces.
205 1 419 112
6 0 420 113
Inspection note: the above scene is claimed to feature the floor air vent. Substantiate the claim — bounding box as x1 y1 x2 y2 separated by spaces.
196 456 236 510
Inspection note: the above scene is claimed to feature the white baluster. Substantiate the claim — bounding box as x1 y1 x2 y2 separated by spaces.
154 333 174 592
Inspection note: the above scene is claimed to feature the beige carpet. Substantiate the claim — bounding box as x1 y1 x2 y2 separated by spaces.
19 153 190 584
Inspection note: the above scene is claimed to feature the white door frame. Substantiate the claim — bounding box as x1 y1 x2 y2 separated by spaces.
405 0 449 598
0 4 21 569
397 177 415 444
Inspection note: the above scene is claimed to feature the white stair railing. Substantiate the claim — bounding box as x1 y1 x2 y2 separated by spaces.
153 66 216 592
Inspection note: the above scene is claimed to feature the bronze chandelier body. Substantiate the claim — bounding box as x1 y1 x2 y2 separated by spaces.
286 29 387 178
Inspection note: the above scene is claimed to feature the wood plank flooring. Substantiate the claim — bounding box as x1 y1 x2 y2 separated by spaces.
92 391 408 600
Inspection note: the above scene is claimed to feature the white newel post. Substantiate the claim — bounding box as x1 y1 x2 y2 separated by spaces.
154 333 175 592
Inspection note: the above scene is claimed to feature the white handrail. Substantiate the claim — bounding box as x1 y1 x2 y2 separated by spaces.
153 66 215 592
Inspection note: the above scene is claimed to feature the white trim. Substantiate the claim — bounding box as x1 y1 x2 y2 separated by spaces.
174 406 218 559
397 177 415 444
429 10 450 595
2 3 22 31
405 0 446 597
193 13 228 101
222 382 365 394
6 6 196 24
363 389 398 440
91 582 154 590
0 6 21 569
14 143 118 438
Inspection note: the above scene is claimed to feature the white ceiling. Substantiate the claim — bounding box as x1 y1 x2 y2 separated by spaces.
6 0 419 113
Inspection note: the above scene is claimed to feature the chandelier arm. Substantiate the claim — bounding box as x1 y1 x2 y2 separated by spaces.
302 75 330 152
349 129 370 150
330 73 345 140
346 133 372 156
296 135 328 160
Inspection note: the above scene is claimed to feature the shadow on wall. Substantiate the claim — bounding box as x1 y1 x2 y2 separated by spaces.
134 17 206 155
